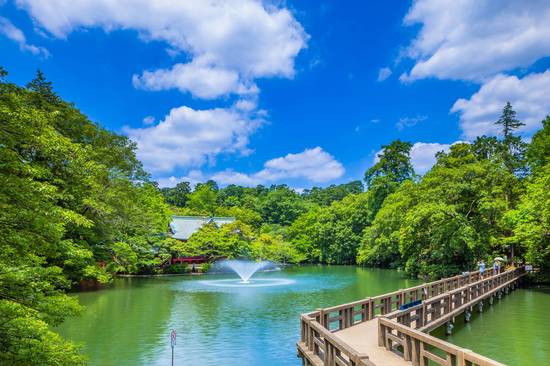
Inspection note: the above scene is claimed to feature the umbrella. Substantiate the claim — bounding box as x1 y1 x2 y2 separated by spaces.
494 257 506 262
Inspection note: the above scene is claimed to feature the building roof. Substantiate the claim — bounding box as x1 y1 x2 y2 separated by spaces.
170 216 236 240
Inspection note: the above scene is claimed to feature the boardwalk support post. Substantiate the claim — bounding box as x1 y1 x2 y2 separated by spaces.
478 300 484 313
464 308 471 322
445 321 454 335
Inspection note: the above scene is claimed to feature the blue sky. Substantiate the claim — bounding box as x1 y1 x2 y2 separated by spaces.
1 1 550 189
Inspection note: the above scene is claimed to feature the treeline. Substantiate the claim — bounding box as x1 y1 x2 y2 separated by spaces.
164 103 550 279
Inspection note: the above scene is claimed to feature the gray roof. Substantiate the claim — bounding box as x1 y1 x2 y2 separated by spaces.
170 216 236 240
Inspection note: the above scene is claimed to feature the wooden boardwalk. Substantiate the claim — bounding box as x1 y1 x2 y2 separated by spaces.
297 267 526 366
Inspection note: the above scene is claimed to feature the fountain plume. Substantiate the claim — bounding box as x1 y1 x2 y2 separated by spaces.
220 260 271 283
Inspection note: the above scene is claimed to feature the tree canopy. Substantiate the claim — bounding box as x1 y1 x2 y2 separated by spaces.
1 68 549 364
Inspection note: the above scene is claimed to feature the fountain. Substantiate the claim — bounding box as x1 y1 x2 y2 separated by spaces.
198 259 294 288
221 260 270 283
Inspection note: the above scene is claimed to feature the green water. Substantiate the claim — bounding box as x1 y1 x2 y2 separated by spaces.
434 286 550 365
56 266 549 365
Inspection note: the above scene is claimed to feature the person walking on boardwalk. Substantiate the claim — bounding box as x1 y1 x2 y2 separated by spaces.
478 260 486 277
493 258 503 275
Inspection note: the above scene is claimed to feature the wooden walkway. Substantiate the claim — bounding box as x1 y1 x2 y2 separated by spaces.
297 267 526 366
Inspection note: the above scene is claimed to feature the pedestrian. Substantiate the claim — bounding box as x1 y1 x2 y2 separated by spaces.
493 260 500 275
479 260 486 277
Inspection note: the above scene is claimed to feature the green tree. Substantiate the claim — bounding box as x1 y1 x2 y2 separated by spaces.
187 184 218 215
161 181 191 207
364 140 414 218
258 185 307 225
526 115 550 172
495 102 527 175
505 164 550 270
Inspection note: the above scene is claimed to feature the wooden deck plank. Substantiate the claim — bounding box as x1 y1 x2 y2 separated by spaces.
335 319 410 366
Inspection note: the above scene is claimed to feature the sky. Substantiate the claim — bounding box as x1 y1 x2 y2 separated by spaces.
1 0 550 189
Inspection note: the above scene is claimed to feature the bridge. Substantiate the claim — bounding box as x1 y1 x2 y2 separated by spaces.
297 267 526 366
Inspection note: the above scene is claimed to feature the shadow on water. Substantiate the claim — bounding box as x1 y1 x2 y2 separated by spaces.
56 277 176 366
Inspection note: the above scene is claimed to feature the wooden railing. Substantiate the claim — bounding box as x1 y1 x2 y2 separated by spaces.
298 268 525 366
378 318 505 366
378 268 525 366
300 313 374 366
311 269 500 332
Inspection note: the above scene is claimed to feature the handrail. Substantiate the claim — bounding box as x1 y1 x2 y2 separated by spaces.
314 269 501 332
378 318 506 366
298 267 526 366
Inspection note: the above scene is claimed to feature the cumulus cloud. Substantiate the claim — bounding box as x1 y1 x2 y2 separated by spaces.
401 0 550 82
410 142 453 175
377 67 392 82
157 147 345 188
451 71 550 139
372 141 459 175
132 61 258 99
0 16 49 57
256 147 344 183
124 104 264 174
16 0 307 98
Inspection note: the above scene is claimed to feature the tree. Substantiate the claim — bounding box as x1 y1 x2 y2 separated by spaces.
187 185 218 215
365 140 414 186
364 140 414 218
303 181 364 206
161 181 191 207
494 102 527 174
26 69 59 105
258 185 307 225
0 67 171 363
505 163 550 270
496 102 524 138
358 143 513 278
526 115 550 172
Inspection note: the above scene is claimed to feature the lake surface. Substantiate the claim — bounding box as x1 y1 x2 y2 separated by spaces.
57 266 550 365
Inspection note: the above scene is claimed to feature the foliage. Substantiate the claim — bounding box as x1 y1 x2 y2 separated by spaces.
505 163 550 270
364 140 415 219
526 115 550 172
161 181 191 207
359 143 515 278
0 68 170 364
302 181 364 206
289 193 373 263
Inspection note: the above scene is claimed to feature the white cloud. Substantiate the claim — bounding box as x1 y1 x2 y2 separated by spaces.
157 147 345 187
156 170 206 188
401 0 550 82
396 115 427 131
410 142 453 175
256 147 344 183
451 71 550 139
142 115 155 125
132 60 258 99
377 67 392 82
372 141 459 175
0 16 49 57
124 105 263 174
16 0 307 98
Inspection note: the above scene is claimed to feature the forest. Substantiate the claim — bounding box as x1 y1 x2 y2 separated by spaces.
1 68 548 364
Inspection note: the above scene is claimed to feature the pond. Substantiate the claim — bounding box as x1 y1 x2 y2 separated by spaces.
56 266 549 365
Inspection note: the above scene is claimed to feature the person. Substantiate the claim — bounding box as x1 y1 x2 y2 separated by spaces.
493 260 500 275
478 260 486 277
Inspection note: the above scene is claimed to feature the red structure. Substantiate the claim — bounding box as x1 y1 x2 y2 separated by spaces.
170 256 208 265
